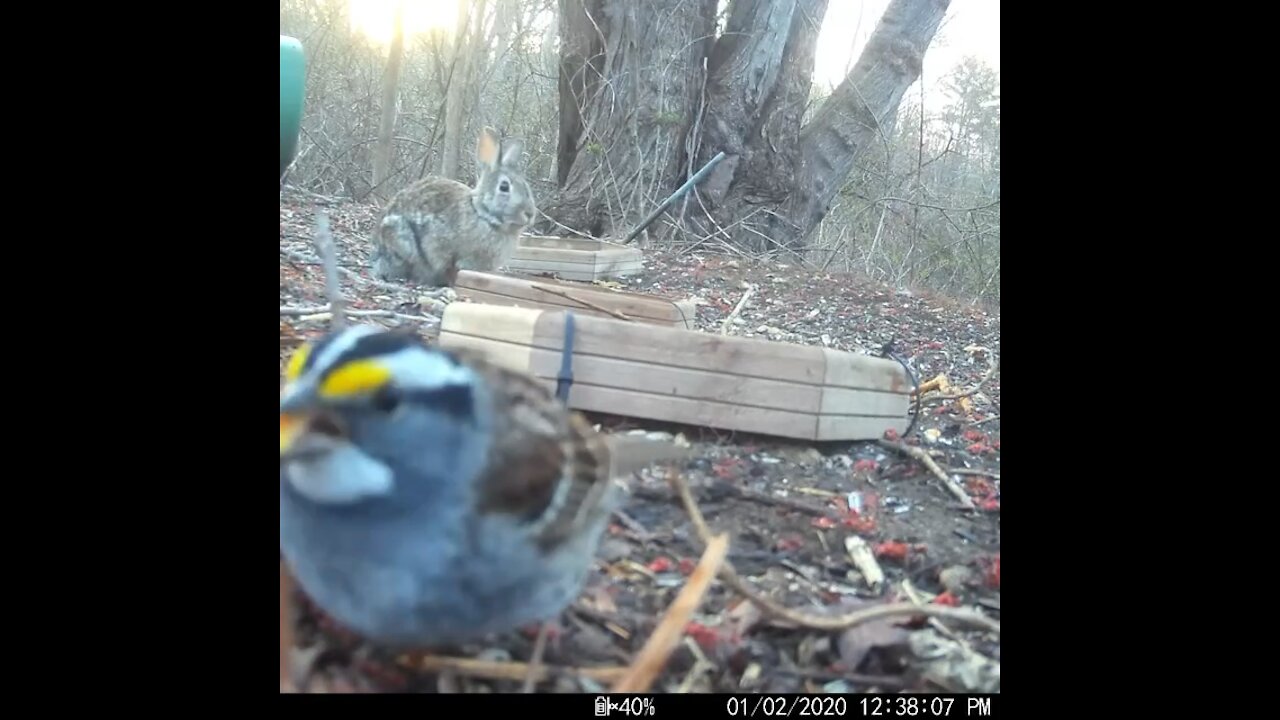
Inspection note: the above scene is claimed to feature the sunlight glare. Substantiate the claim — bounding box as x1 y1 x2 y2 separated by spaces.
348 0 460 46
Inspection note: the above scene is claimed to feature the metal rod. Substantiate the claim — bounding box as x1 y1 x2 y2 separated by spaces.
622 151 726 244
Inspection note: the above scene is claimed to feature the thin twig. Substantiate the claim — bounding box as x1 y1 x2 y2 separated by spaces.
922 357 999 403
901 579 970 649
878 440 976 510
403 655 628 684
667 469 999 634
281 247 451 297
611 532 730 693
725 485 832 517
532 284 633 321
521 622 553 693
949 468 999 481
720 283 754 335
281 305 439 324
314 211 346 330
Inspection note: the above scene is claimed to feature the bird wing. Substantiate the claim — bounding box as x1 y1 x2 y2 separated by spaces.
459 350 686 552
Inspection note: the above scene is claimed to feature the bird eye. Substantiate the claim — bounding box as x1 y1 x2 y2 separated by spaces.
499 179 511 193
372 385 401 414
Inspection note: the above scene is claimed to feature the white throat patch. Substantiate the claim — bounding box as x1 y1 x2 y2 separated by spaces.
284 436 395 504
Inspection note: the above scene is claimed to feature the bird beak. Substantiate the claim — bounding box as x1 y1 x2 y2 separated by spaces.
280 384 318 457
280 412 310 456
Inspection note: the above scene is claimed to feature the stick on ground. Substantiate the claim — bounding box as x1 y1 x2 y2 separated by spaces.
611 532 730 693
720 283 754 335
404 655 629 685
666 469 999 634
877 440 976 510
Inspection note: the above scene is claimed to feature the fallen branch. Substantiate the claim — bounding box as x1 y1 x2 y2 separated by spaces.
532 284 633 321
667 470 998 634
949 468 1000 481
281 247 453 298
902 579 971 649
878 440 975 510
403 655 628 685
280 305 439 324
720 283 755 335
726 485 832 517
611 532 730 693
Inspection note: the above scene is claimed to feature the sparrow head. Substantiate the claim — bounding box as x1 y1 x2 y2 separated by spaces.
280 325 489 506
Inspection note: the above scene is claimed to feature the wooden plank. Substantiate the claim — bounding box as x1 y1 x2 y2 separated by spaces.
455 271 695 328
438 332 536 374
816 414 910 441
819 387 911 417
437 303 910 442
511 247 603 265
822 347 912 394
440 301 540 345
529 311 828 385
506 234 645 281
519 346 822 414
556 383 820 439
520 235 620 252
508 259 642 278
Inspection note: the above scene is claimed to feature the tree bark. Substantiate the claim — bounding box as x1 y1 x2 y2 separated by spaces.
440 0 475 180
370 2 405 201
546 0 949 251
548 0 717 238
782 0 950 247
689 0 829 250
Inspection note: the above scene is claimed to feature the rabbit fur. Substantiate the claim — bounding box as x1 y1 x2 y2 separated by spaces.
371 127 536 287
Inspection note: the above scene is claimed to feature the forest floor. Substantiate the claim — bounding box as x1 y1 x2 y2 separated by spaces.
279 192 1001 694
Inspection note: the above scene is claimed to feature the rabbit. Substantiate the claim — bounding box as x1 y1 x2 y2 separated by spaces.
370 127 537 288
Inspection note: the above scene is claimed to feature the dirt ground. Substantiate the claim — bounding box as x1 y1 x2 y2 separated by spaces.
279 192 1001 694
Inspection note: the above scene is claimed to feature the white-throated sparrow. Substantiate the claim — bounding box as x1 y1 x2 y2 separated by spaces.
280 323 685 684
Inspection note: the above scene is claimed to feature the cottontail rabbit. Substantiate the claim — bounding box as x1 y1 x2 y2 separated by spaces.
371 127 536 287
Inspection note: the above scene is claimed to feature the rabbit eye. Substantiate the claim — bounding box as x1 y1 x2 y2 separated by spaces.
499 179 511 193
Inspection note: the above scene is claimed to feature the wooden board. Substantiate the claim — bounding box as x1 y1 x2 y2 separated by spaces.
438 302 911 442
455 270 696 329
505 235 644 281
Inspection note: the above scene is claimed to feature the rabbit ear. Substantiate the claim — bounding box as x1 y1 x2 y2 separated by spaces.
476 127 500 170
500 138 523 168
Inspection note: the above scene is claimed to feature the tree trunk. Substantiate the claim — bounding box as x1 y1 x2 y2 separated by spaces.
465 0 491 146
782 0 950 248
440 0 475 180
689 0 829 250
370 2 405 201
546 0 951 252
548 0 717 238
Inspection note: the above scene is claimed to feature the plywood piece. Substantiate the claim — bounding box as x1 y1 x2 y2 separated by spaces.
504 234 645 281
437 303 911 441
455 271 696 329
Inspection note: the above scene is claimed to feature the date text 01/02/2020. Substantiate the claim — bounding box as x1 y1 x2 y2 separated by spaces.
722 695 996 717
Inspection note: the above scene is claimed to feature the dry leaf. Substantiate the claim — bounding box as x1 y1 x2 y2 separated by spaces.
836 615 910 671
908 628 1000 692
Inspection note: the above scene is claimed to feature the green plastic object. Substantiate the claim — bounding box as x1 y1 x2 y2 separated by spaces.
280 35 306 178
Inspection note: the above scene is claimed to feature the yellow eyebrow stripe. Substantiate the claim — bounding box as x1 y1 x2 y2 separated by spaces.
285 342 312 382
319 359 392 399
